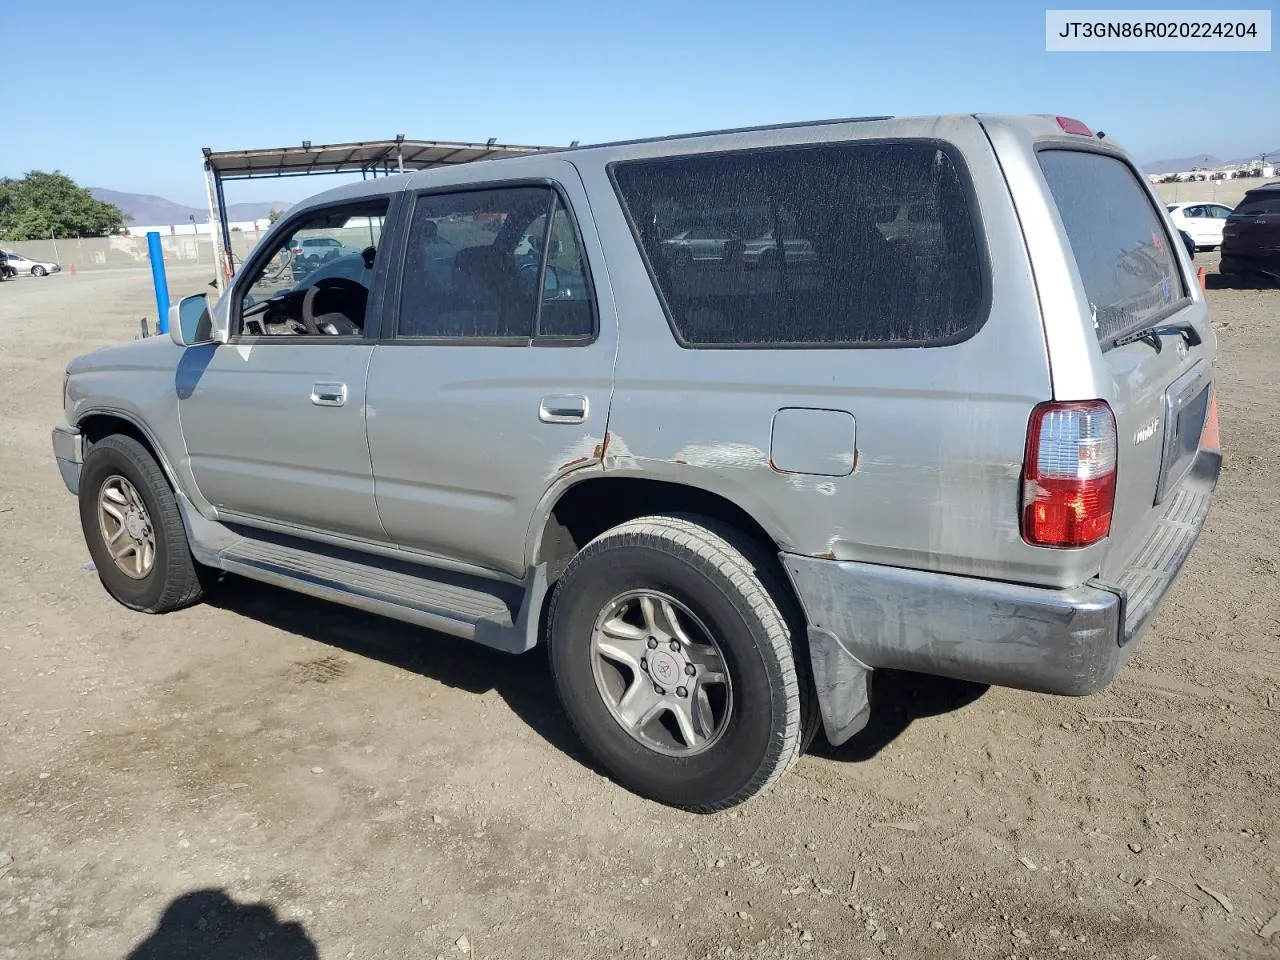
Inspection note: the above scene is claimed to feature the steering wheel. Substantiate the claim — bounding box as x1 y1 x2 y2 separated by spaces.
301 277 368 335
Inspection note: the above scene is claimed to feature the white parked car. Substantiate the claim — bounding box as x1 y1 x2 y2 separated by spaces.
1166 202 1233 251
2 251 62 277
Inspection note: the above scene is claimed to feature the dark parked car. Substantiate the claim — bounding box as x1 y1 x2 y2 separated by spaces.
1178 229 1196 259
1220 183 1280 284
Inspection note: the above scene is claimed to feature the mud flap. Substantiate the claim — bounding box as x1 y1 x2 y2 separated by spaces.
807 626 872 746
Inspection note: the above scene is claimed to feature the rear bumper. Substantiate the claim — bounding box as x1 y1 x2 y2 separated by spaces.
783 449 1220 741
1104 449 1219 648
1220 250 1280 278
52 422 83 495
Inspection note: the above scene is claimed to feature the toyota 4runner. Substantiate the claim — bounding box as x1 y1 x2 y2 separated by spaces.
52 114 1221 810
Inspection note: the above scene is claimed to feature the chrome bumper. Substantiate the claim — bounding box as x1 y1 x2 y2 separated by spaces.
783 448 1220 745
52 423 83 495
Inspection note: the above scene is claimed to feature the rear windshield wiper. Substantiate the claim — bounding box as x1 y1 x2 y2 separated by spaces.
1112 319 1202 353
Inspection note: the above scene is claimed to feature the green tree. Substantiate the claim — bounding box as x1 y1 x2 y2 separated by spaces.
267 208 283 224
0 170 128 240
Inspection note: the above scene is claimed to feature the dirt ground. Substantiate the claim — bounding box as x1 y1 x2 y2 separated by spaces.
1 261 1277 960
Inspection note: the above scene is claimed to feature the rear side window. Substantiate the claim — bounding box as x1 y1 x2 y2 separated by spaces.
1039 150 1185 345
610 141 986 348
397 186 595 341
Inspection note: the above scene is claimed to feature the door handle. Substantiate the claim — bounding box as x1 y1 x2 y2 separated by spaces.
539 395 588 424
311 382 347 407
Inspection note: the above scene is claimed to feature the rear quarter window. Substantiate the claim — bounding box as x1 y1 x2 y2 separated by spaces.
609 140 987 348
1234 194 1280 216
1038 149 1186 346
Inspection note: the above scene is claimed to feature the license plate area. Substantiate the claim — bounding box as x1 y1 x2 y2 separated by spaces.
1155 360 1211 505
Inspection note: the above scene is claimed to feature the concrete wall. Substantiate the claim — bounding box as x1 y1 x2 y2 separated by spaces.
1153 176 1280 208
2 233 262 272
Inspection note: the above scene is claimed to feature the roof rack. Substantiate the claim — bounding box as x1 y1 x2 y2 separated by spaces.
200 136 560 289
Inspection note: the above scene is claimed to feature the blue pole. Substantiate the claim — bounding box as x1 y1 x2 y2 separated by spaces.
147 231 170 334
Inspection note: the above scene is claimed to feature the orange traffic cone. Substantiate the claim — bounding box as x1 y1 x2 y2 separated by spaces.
1197 266 1206 291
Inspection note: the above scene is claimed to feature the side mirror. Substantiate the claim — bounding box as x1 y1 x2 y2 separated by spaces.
170 293 213 347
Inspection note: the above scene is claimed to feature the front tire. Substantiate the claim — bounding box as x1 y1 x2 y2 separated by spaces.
548 514 815 811
78 434 208 613
32 265 47 277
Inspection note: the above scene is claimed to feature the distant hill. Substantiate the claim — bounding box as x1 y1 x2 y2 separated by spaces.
1227 147 1280 165
1141 155 1224 174
1142 147 1278 174
89 187 292 225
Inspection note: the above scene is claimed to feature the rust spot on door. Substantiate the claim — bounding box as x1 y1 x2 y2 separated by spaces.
594 431 613 461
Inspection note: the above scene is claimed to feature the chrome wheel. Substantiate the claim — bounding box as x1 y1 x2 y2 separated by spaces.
97 475 155 579
591 590 733 757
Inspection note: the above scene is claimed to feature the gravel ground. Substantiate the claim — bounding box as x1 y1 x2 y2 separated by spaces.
1 260 1277 960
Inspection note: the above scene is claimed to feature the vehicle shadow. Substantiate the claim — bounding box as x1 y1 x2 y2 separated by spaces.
208 577 985 773
1205 271 1277 290
124 888 317 959
206 575 598 771
812 669 988 762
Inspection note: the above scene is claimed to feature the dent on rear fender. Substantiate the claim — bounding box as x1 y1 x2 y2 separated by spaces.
597 433 868 554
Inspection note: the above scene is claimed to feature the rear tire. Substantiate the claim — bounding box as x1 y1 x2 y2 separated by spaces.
548 514 816 811
78 434 209 613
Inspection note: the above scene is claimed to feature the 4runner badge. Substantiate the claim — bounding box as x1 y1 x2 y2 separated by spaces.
1134 419 1160 445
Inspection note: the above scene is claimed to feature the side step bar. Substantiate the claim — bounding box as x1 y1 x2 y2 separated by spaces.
215 531 546 654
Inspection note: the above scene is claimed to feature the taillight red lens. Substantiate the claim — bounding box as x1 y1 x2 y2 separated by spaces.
1055 116 1094 137
1022 401 1117 548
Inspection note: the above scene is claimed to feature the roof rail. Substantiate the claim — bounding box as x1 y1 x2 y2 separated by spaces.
571 116 894 151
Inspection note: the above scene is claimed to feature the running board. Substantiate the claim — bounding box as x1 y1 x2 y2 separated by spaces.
215 532 545 654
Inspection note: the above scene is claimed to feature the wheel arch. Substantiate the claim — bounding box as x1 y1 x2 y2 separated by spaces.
77 410 183 493
531 475 791 588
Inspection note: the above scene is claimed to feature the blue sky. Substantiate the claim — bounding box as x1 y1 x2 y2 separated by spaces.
2 0 1275 207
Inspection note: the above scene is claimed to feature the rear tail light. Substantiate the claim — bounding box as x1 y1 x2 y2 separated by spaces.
1022 401 1117 548
1055 116 1094 137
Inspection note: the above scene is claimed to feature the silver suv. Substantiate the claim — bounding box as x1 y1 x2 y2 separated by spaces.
52 114 1221 811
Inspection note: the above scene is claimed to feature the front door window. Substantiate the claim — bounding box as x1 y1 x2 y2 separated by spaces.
238 201 388 338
